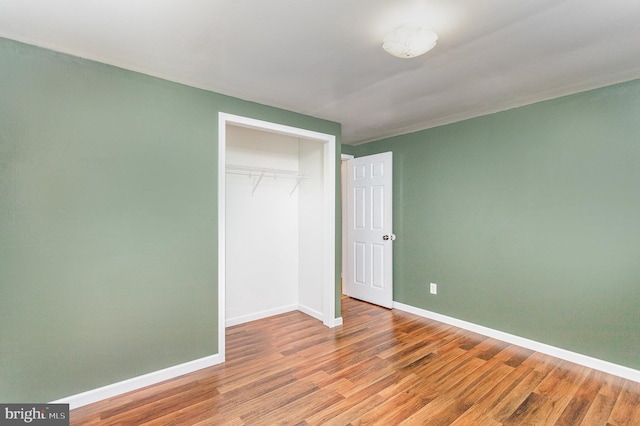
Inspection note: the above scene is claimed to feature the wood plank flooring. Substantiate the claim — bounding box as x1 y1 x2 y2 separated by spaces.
70 297 640 425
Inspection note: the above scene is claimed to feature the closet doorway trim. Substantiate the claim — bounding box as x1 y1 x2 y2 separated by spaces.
217 112 337 362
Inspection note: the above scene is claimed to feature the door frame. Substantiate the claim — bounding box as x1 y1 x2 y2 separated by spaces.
340 154 354 291
217 112 338 362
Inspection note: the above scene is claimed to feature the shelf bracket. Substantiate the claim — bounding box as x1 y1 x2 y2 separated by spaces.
289 177 303 196
251 172 265 197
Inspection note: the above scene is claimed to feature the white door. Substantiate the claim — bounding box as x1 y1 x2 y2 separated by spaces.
345 152 393 308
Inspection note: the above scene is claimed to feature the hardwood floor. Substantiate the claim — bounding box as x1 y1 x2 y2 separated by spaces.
71 297 640 425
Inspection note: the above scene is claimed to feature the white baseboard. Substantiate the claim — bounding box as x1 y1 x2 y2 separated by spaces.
226 304 339 327
393 301 640 384
297 304 343 327
51 354 222 409
226 304 298 327
331 317 344 327
298 304 324 322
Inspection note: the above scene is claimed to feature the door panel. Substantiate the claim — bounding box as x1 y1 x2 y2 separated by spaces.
345 152 393 308
372 185 384 229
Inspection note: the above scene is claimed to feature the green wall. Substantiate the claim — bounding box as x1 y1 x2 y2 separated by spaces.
0 37 340 402
341 144 356 157
354 79 640 370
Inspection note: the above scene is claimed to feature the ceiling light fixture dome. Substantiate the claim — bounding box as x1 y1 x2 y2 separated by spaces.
382 24 438 58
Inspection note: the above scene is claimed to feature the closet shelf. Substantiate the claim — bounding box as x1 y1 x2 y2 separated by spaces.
225 164 308 196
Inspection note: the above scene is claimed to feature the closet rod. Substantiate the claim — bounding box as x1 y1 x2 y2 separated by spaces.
225 164 308 196
225 164 308 179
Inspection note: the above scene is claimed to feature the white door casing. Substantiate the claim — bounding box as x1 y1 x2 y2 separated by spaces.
340 154 354 289
345 152 393 308
218 112 338 363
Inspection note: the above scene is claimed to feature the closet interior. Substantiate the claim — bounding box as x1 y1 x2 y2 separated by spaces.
225 125 326 326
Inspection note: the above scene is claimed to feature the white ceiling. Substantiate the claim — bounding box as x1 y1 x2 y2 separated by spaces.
1 1 640 145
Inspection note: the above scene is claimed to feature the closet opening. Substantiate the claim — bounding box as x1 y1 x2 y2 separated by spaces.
217 113 338 362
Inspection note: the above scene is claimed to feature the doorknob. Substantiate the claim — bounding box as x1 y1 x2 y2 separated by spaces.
383 234 396 241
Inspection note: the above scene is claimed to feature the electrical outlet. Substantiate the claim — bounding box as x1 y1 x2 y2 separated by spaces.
430 283 437 295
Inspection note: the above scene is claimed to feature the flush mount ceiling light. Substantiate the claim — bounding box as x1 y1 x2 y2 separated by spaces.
382 24 438 58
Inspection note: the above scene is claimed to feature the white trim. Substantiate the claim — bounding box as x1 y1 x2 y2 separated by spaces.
226 305 298 327
340 155 353 288
218 113 338 344
297 304 324 322
227 304 333 327
393 301 640 384
323 315 343 328
322 130 337 328
51 355 222 409
218 115 227 363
